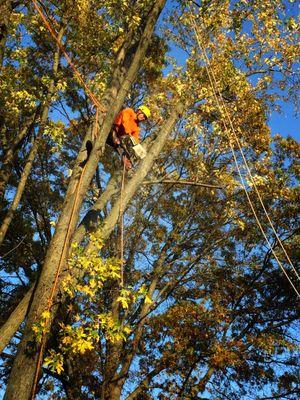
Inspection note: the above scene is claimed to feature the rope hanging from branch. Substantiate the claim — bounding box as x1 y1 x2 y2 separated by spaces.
188 3 299 298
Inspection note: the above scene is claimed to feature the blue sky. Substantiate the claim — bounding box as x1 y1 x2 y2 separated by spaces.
269 102 299 140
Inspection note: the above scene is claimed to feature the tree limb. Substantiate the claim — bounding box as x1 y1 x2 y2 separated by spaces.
142 179 224 189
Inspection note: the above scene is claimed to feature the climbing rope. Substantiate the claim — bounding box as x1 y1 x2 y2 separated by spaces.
188 7 300 297
32 0 106 113
31 159 88 398
190 16 299 282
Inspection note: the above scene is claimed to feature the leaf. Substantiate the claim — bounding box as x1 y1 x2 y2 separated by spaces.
144 294 153 305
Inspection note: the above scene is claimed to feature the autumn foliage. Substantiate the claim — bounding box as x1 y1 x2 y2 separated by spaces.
0 1 299 400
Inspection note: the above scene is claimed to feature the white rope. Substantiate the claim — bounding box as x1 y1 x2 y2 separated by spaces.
188 6 300 297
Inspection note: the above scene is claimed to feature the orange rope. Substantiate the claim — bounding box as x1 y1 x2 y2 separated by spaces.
189 10 300 298
31 163 87 399
32 0 106 113
29 1 109 394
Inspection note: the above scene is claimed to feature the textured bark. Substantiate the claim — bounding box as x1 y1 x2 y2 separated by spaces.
125 366 165 400
0 0 13 66
0 132 41 244
0 170 121 355
4 2 166 399
0 286 34 354
72 170 122 244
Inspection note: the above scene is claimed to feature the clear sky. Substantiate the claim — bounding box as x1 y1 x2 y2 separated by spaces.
269 102 299 140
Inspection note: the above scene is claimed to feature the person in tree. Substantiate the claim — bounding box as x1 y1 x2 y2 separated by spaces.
107 105 151 169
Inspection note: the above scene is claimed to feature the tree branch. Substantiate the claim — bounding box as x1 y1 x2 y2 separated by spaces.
142 179 224 189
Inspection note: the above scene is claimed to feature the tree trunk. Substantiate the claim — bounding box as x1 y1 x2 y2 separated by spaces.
0 170 121 354
0 98 183 363
0 285 35 354
0 111 39 197
4 2 166 399
0 131 41 244
0 0 13 67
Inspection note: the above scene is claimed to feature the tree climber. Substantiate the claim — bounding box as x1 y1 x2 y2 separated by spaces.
107 105 150 170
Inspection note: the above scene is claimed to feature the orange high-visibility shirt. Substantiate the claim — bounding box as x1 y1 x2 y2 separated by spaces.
113 108 140 143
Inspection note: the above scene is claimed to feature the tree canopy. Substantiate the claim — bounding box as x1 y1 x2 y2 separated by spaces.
0 1 299 399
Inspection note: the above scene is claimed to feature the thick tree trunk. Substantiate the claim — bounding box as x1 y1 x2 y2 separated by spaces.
0 170 121 354
0 99 183 363
4 2 166 399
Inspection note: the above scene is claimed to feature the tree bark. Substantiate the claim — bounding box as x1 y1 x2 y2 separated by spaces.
0 100 183 360
0 0 14 67
0 110 39 197
0 132 41 244
0 170 121 354
4 2 166 399
0 285 35 354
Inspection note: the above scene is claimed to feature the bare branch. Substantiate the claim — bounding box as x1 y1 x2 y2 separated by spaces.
142 179 224 189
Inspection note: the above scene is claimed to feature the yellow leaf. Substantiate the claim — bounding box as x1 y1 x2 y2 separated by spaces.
41 310 51 320
145 294 153 305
